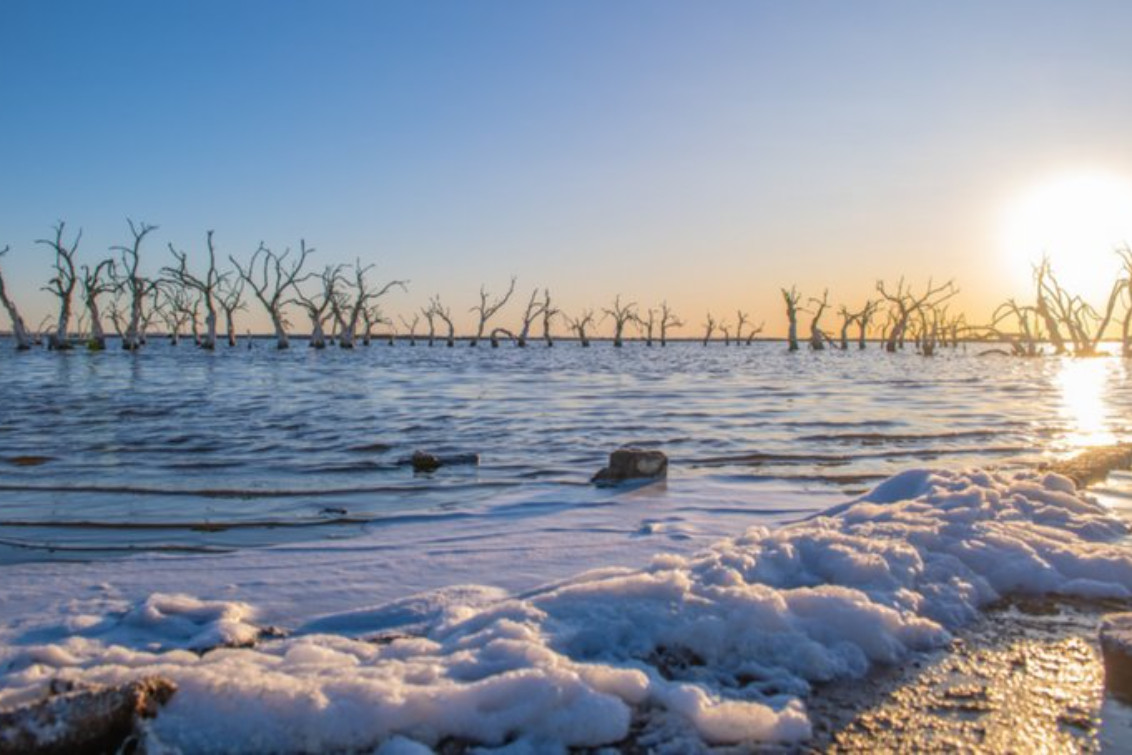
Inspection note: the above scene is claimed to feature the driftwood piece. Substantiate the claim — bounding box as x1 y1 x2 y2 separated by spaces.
1044 444 1132 488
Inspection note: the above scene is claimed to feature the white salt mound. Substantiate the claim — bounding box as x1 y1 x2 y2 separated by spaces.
1 468 1129 752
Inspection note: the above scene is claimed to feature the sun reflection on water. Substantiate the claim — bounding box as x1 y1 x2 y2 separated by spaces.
1055 358 1118 450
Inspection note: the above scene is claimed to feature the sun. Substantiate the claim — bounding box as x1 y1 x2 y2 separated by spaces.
1001 172 1132 303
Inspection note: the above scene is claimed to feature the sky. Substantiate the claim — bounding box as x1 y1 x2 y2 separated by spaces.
3 1 1132 336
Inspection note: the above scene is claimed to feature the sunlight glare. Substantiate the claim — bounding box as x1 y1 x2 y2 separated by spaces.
1002 173 1132 303
1055 358 1116 450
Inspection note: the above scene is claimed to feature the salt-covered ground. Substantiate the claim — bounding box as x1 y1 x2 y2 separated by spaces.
2 467 1131 752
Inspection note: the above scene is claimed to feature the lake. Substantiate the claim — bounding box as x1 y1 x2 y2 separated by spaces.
0 339 1128 565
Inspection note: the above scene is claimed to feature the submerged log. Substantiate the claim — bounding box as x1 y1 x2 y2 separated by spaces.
1044 444 1132 488
0 676 176 755
592 448 668 485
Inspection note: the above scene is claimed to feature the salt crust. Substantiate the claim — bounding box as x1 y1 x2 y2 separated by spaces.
1 469 1129 752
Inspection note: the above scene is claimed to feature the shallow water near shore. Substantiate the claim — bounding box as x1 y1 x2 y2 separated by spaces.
0 339 1130 563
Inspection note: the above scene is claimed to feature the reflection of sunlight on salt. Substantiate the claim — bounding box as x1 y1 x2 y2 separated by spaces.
1056 358 1116 449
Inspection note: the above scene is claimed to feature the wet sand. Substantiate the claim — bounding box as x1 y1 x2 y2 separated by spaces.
806 597 1132 753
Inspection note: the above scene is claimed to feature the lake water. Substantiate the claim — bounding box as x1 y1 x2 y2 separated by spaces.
1 339 1129 564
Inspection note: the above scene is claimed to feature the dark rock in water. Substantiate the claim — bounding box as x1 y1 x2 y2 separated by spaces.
5 455 54 467
411 451 442 472
592 448 668 485
405 450 480 472
1101 613 1132 702
0 676 176 755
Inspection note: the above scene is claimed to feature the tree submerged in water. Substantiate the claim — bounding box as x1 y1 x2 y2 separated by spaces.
7 220 1132 357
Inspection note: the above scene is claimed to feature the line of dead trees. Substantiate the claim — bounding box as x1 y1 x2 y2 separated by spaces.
0 221 415 352
778 279 960 356
978 251 1132 358
8 222 1132 356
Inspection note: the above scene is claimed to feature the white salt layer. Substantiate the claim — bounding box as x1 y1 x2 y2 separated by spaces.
1 468 1129 751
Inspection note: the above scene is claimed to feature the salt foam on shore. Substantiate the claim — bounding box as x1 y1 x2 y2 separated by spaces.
1 468 1130 753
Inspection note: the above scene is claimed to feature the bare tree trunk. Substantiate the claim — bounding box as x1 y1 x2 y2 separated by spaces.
541 289 558 347
782 287 801 351
702 312 715 346
111 220 159 351
809 290 829 351
603 295 637 347
429 295 456 347
471 277 516 347
39 222 81 350
659 301 682 347
0 247 33 349
231 241 312 350
517 288 545 347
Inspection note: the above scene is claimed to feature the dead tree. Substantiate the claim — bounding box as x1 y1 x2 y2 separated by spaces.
639 308 657 346
80 259 115 350
541 290 559 347
876 278 956 353
735 311 750 346
1080 282 1125 356
469 277 516 347
163 231 226 349
567 309 595 347
808 290 830 350
489 327 514 347
337 259 407 348
34 314 52 345
399 314 420 346
105 296 127 343
990 300 1041 357
38 222 81 349
853 300 880 350
1034 258 1068 355
291 265 345 349
837 306 856 350
421 305 437 346
782 286 802 351
745 320 766 345
217 278 246 347
516 288 545 347
0 246 33 349
429 295 456 347
1123 285 1132 358
916 302 945 356
363 304 391 346
702 312 716 346
110 220 159 350
659 301 682 346
602 295 638 347
1033 260 1125 356
719 320 732 345
1119 248 1132 358
158 284 196 346
231 241 312 349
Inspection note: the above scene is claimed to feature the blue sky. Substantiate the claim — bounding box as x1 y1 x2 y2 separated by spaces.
3 1 1132 333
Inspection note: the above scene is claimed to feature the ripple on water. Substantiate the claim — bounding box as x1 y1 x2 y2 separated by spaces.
0 341 1126 560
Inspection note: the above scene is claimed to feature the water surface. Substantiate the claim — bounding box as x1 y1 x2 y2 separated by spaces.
0 340 1128 561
